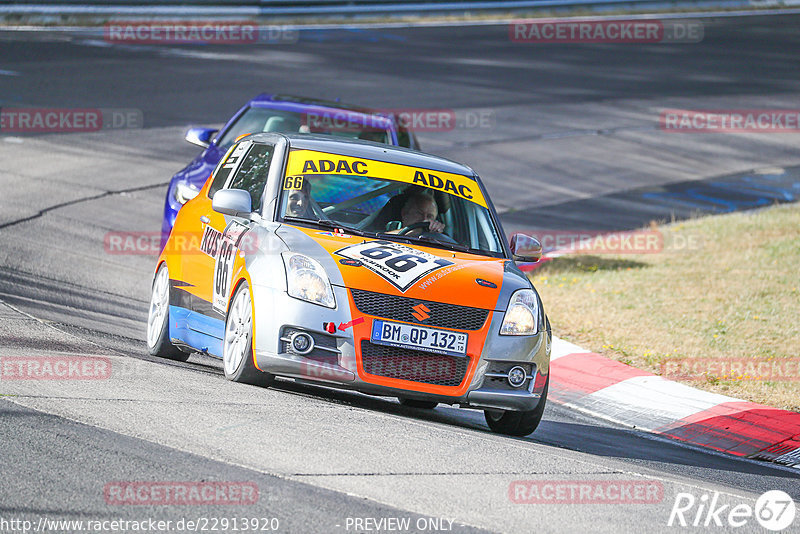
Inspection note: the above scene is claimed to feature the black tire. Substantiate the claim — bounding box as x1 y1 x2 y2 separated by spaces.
399 398 438 409
484 377 549 436
223 282 274 387
147 264 190 362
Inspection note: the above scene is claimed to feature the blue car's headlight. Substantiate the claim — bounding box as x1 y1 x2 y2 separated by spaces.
174 182 200 205
282 252 336 309
500 289 540 336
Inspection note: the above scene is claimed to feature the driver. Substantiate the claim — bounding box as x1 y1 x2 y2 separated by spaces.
389 193 444 235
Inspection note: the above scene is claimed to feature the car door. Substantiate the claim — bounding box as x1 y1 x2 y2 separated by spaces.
178 140 275 345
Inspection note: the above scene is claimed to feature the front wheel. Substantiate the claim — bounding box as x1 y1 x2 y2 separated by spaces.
147 263 190 361
223 282 273 387
484 377 549 436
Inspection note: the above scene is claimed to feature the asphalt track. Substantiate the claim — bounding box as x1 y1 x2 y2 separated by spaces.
0 13 799 533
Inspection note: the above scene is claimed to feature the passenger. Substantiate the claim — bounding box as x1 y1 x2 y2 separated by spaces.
357 130 387 143
285 179 314 219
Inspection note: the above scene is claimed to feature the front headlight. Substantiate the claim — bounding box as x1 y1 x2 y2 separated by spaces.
282 252 336 308
500 289 540 336
174 182 200 205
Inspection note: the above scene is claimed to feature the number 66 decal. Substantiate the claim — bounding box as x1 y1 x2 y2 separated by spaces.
212 220 249 312
335 241 453 292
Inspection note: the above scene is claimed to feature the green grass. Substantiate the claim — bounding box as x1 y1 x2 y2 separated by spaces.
531 202 800 412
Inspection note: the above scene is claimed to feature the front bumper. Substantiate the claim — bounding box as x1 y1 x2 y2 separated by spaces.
252 284 551 412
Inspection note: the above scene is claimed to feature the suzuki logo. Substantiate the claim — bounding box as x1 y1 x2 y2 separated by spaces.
411 303 430 322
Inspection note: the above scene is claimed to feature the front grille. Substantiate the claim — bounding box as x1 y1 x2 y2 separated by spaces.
351 289 489 331
360 340 468 387
281 327 339 365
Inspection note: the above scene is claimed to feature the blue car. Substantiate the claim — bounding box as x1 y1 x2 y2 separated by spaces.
161 94 420 247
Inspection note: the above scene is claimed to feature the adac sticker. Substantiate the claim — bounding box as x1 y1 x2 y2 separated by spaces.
334 240 454 292
317 230 353 239
286 149 487 207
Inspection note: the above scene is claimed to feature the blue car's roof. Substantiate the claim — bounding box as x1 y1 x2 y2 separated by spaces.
248 93 394 128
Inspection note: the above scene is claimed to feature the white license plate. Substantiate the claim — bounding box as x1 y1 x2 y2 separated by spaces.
371 320 468 356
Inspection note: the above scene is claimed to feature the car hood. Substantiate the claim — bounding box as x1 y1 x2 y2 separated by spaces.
276 224 509 311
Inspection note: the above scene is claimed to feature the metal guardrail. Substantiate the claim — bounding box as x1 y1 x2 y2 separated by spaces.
0 0 751 16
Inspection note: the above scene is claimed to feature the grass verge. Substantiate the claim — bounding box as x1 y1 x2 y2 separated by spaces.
530 202 800 412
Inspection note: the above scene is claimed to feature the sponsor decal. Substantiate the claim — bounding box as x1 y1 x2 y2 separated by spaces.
417 263 469 290
334 241 454 292
318 230 354 239
285 149 487 207
283 175 304 190
411 303 430 322
299 159 368 175
221 140 252 177
211 220 250 313
339 258 363 267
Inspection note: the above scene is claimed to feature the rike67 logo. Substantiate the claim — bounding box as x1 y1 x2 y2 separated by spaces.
668 490 796 531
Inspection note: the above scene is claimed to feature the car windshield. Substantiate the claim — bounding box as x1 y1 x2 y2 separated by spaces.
278 149 505 256
217 106 392 151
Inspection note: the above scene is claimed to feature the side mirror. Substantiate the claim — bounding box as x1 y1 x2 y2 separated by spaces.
212 189 252 218
510 233 542 262
185 127 218 149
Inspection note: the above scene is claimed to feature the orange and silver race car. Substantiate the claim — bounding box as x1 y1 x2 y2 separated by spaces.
148 133 551 436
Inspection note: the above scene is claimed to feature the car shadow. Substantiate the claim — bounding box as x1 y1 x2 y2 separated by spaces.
266 377 800 483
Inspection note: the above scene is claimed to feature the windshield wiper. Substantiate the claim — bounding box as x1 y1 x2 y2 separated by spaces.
282 216 369 237
376 232 471 253
416 236 471 253
284 217 474 253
